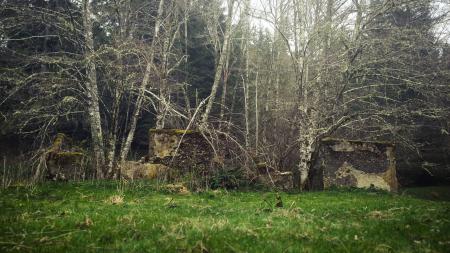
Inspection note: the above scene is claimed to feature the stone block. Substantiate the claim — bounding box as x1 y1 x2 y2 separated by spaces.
148 129 214 171
46 133 85 180
310 138 398 192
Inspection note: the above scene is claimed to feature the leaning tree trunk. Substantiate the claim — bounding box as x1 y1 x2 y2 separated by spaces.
119 0 165 162
105 66 122 176
82 0 105 178
200 0 234 129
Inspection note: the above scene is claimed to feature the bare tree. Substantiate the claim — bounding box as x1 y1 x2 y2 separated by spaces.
200 0 236 129
82 0 106 178
119 0 166 162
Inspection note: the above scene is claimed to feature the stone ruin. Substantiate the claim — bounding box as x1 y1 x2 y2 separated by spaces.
122 129 215 181
44 131 399 192
123 129 293 189
45 133 86 180
147 129 214 170
142 129 293 189
309 138 398 192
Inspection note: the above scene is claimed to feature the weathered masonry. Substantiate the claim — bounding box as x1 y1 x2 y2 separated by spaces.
309 138 398 192
147 129 214 170
46 133 85 180
145 129 294 189
44 131 398 192
122 129 214 181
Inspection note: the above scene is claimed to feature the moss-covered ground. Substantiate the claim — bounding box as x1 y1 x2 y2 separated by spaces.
0 181 449 253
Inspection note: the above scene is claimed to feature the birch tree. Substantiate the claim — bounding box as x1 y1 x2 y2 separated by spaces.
82 0 106 178
249 0 449 189
119 0 166 162
200 0 236 129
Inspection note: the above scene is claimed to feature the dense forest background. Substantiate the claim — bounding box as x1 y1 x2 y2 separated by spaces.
0 0 449 187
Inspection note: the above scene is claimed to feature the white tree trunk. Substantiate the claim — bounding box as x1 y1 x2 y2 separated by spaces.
119 0 165 162
242 0 251 148
219 48 231 127
243 77 250 148
82 0 105 178
200 0 234 128
298 131 314 189
254 71 259 151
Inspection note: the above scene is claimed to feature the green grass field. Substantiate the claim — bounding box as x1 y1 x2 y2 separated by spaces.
0 181 449 253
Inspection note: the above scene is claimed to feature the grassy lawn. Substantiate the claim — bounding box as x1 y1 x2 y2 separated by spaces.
0 182 449 253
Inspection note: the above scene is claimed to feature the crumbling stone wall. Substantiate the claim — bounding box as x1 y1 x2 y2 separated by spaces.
46 133 86 180
310 138 398 192
145 129 293 189
147 129 214 172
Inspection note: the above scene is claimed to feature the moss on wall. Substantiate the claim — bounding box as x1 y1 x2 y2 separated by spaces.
46 134 86 181
148 129 213 169
149 129 196 135
311 139 398 192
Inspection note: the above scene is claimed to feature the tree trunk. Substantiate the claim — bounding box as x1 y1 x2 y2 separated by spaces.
200 0 234 128
254 71 259 151
243 75 250 148
298 131 315 189
119 0 165 162
241 0 251 147
82 0 105 178
105 71 122 177
219 47 231 128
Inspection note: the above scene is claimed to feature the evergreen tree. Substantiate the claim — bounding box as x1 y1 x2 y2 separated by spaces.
347 0 450 185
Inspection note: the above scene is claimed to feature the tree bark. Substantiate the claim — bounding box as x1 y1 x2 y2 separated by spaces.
254 71 259 151
119 0 165 162
298 130 315 189
219 65 228 127
242 0 251 148
200 0 234 129
243 75 250 148
82 0 105 178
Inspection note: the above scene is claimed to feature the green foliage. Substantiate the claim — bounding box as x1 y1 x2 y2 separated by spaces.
177 6 218 101
0 182 449 252
210 166 248 190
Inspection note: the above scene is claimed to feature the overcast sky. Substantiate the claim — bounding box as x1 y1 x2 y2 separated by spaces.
237 0 450 41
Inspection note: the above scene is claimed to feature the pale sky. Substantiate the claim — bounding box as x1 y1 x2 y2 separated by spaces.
240 0 450 42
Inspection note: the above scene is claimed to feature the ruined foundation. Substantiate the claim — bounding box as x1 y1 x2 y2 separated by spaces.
310 138 398 192
46 133 86 180
122 129 215 181
147 129 214 169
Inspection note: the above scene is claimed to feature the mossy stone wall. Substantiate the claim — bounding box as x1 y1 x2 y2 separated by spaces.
46 134 85 180
148 129 213 172
310 138 398 192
